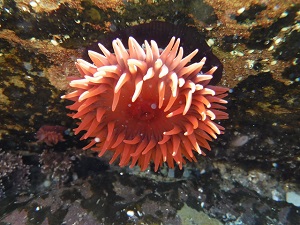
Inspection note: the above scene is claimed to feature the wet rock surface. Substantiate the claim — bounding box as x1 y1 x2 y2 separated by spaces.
1 166 300 224
0 0 299 224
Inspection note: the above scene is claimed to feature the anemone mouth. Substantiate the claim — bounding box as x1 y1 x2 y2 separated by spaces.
63 35 228 171
126 98 159 121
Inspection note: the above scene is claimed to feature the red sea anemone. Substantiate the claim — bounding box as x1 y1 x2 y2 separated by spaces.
62 35 228 171
35 125 66 146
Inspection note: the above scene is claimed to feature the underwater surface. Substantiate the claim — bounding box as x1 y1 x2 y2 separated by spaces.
0 0 299 224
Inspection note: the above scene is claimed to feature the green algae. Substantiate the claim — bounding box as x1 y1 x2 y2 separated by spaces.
178 203 222 225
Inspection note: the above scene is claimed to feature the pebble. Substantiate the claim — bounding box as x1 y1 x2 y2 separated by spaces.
230 135 249 147
280 11 288 18
43 180 51 187
237 7 245 15
127 210 135 217
207 38 214 47
29 1 37 7
268 45 274 51
270 60 277 65
51 39 59 46
286 191 300 207
230 50 244 57
274 38 282 45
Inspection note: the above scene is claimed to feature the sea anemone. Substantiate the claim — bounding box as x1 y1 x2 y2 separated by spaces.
35 125 66 146
62 36 228 171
